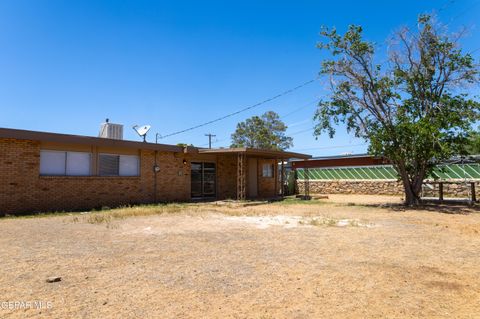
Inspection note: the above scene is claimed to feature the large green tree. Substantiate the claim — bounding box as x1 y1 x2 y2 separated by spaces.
231 111 293 150
314 15 480 205
464 130 480 155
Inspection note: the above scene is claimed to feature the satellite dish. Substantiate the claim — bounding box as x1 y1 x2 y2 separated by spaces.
133 124 151 142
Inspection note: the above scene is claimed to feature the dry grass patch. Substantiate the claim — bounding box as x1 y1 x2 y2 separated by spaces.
1 195 480 318
80 203 193 225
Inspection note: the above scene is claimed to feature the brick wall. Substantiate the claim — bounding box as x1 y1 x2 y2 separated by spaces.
155 151 191 202
0 138 285 214
0 138 41 213
0 138 190 214
214 156 279 200
216 154 237 200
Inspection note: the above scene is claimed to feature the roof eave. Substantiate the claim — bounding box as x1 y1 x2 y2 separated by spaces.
0 127 185 153
198 147 311 159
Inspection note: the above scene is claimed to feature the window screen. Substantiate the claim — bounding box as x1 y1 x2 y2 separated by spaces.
262 163 273 178
66 152 91 176
40 150 91 176
99 154 120 176
99 154 140 176
119 155 139 176
40 151 66 175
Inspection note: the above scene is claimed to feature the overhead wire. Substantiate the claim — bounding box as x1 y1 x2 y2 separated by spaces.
165 2 478 149
292 143 368 152
158 77 319 139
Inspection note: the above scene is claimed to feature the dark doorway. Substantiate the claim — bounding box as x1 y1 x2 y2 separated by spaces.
191 162 216 199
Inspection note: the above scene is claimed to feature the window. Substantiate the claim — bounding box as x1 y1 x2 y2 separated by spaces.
99 154 120 176
119 155 140 176
99 154 139 176
262 163 274 178
40 150 91 176
66 152 91 175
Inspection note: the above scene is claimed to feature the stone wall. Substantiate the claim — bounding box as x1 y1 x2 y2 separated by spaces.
421 182 479 199
296 180 403 195
295 179 480 198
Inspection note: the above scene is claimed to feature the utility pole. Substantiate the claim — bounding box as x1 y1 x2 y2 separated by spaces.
205 133 216 149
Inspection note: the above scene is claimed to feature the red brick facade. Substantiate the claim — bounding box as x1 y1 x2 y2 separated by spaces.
0 136 287 214
0 138 192 214
216 154 238 200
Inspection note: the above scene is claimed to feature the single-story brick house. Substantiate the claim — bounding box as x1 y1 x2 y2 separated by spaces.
0 127 310 214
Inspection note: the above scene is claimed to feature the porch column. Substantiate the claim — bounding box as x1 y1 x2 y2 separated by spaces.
280 159 285 197
304 159 310 198
274 157 278 197
236 153 246 200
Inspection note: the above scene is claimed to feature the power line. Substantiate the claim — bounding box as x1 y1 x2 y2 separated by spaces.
470 47 480 55
286 118 314 129
292 143 368 152
438 0 456 12
280 98 319 119
401 0 480 49
447 0 480 25
158 77 319 139
289 127 315 136
194 97 320 147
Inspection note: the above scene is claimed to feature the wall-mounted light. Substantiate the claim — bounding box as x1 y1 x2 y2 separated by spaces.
153 165 160 173
183 159 187 165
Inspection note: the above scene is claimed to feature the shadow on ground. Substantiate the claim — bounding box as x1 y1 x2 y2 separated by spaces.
356 201 480 215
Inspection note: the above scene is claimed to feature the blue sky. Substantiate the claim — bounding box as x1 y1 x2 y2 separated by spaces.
1 0 479 156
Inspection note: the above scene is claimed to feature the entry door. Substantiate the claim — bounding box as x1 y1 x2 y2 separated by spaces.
248 158 258 197
191 162 216 198
191 163 203 198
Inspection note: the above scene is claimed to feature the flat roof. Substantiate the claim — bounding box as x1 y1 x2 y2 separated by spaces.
0 127 184 153
198 147 311 159
0 127 312 158
290 153 374 162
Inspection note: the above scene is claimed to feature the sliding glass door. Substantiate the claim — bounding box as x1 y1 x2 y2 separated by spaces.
191 162 216 198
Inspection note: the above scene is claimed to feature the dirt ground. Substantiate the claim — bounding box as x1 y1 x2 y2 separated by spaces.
1 195 480 318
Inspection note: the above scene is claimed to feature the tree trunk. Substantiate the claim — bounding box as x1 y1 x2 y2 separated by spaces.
403 181 421 206
396 162 425 206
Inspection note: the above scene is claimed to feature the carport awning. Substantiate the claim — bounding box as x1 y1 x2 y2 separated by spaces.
198 147 311 159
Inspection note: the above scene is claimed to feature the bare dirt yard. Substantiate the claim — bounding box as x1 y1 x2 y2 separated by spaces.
1 195 480 318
